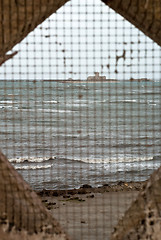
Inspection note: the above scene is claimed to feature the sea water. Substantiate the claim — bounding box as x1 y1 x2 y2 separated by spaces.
0 80 160 190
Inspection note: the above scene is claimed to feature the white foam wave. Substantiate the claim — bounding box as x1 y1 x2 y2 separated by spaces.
72 156 156 164
121 99 137 103
9 156 56 163
110 99 137 103
10 155 159 165
0 105 13 109
15 163 53 170
42 100 58 104
37 108 72 113
0 100 15 104
147 100 160 106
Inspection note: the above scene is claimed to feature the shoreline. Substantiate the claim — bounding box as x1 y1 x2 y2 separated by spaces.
37 180 146 197
38 181 146 240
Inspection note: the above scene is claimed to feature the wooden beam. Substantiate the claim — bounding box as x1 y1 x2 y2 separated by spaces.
0 0 70 57
0 151 70 239
102 0 161 46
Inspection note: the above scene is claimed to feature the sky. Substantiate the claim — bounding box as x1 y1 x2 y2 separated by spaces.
0 0 160 81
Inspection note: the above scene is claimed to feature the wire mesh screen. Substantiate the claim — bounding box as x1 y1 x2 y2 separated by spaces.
0 0 161 239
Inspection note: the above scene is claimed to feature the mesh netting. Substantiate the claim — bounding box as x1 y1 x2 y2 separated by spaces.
0 0 161 239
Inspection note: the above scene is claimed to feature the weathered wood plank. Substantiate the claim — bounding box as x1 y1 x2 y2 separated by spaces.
0 0 69 57
111 166 161 240
0 151 70 239
102 0 161 46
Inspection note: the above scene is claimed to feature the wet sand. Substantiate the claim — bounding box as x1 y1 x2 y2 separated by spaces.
38 181 146 240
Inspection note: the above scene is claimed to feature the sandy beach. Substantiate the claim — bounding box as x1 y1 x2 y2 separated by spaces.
38 181 146 240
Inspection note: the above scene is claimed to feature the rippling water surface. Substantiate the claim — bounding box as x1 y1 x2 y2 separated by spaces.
0 80 160 189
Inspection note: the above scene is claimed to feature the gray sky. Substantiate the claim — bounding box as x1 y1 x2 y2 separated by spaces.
0 0 160 80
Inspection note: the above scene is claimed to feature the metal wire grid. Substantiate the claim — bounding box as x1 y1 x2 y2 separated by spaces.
0 0 161 239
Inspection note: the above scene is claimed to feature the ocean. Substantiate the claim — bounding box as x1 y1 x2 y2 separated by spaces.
0 80 160 190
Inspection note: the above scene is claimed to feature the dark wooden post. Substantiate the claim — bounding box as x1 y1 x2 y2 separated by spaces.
0 151 70 239
102 0 161 46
